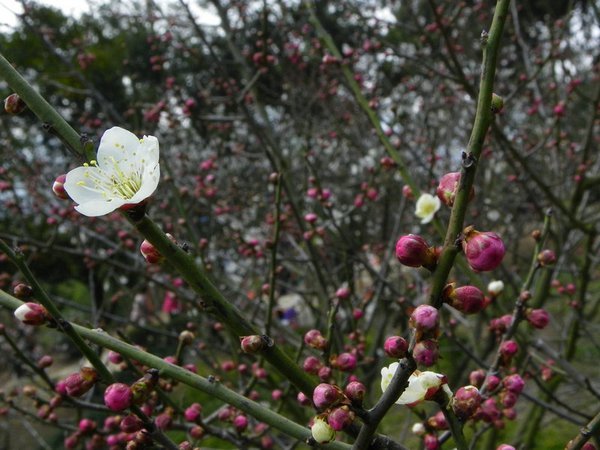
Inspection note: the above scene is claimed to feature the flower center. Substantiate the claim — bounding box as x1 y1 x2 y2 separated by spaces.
78 158 143 200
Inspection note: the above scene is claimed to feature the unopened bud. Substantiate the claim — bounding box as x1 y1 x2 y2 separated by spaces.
384 336 409 358
304 329 327 350
344 381 366 404
13 283 33 299
240 335 265 354
4 93 26 114
436 172 474 207
443 283 485 314
451 385 482 420
140 239 162 264
312 383 345 409
491 93 504 113
395 234 437 270
327 406 354 431
537 249 556 266
52 175 69 200
412 339 439 367
462 226 506 272
410 305 439 332
311 416 335 444
14 302 49 326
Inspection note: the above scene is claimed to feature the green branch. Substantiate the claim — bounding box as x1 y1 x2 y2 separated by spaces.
0 290 351 450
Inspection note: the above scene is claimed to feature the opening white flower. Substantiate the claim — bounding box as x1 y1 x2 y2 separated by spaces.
415 193 441 224
64 127 160 217
487 280 505 295
381 363 452 406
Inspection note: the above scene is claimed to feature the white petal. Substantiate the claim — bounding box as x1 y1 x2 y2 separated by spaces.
127 164 160 204
64 166 107 204
137 135 160 164
75 198 126 217
97 127 142 166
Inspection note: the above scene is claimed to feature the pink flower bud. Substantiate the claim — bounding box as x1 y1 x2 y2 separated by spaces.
443 284 485 314
37 355 53 368
483 375 501 392
462 227 506 272
233 415 248 432
395 234 436 269
64 368 98 397
240 335 265 354
120 414 143 433
304 329 327 350
318 365 332 382
402 185 414 199
384 336 408 358
424 434 440 450
78 418 96 434
297 392 311 406
303 356 322 374
327 406 354 431
451 386 482 420
52 174 69 200
344 381 366 404
426 411 448 430
479 398 501 422
410 305 439 332
184 403 202 422
537 249 556 266
335 352 357 372
104 383 133 411
335 286 351 300
526 308 550 329
436 172 474 207
500 390 518 408
469 369 486 387
155 412 173 430
304 212 318 224
14 302 49 326
412 339 439 367
313 383 345 410
108 351 123 364
497 445 516 450
140 239 163 264
503 374 525 394
500 340 519 359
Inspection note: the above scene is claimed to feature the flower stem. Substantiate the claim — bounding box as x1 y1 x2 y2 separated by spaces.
0 290 351 450
0 53 82 156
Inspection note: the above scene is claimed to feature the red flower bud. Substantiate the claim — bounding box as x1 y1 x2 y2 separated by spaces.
63 368 98 397
120 414 143 433
184 403 202 423
233 414 248 432
395 234 437 269
462 226 505 272
500 340 519 359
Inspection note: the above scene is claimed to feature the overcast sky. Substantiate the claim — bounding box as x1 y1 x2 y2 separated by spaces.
0 0 220 31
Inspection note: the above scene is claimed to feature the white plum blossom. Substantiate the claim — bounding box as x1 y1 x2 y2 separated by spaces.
381 363 452 406
415 193 441 224
64 127 160 217
488 280 505 295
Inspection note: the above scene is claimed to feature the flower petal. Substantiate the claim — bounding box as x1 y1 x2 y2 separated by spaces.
137 135 160 165
96 127 143 166
64 166 107 204
127 164 160 204
75 198 126 217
